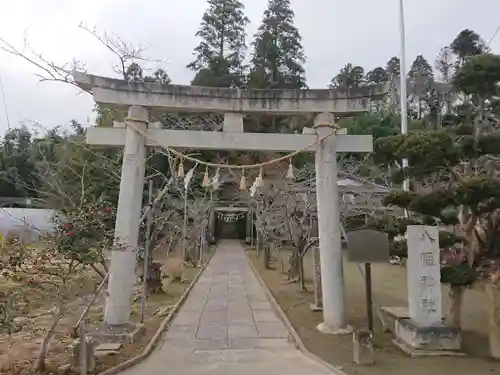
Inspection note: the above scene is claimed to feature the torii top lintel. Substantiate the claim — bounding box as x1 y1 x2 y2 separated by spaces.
73 71 387 116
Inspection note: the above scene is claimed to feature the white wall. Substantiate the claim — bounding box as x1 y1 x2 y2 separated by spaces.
0 208 57 243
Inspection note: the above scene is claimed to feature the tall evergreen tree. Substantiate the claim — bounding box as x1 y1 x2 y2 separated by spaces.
451 29 487 66
386 56 401 79
187 0 249 87
329 63 365 88
365 67 388 84
408 54 434 79
408 55 436 121
436 46 455 83
247 0 306 89
124 63 171 84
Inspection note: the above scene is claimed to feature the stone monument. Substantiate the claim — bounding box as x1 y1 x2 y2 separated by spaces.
71 336 96 372
394 225 462 355
352 328 374 365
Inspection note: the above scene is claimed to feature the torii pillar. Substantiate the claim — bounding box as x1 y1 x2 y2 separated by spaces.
314 113 351 334
105 106 148 326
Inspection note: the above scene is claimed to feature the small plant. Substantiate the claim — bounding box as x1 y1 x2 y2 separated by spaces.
54 197 116 278
441 263 478 287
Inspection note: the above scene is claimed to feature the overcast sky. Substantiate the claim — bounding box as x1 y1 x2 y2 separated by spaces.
0 0 499 133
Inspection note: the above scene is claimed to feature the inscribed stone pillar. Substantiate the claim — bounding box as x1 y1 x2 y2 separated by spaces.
314 113 350 334
394 225 462 353
310 246 323 311
104 105 148 325
406 225 442 326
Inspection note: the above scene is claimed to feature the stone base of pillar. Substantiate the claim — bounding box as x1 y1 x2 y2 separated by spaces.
317 322 353 335
87 322 145 344
393 318 463 357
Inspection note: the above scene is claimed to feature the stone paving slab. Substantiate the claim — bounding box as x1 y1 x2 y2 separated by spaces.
250 301 273 310
228 324 258 339
173 312 201 326
164 324 198 340
228 337 292 349
256 321 290 338
197 323 227 339
165 338 229 350
200 310 228 324
253 310 281 322
188 348 296 363
120 240 335 375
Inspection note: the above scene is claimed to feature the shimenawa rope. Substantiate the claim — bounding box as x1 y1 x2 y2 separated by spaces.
123 116 340 170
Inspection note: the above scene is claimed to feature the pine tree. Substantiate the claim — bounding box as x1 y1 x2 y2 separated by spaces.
248 0 306 89
187 0 249 87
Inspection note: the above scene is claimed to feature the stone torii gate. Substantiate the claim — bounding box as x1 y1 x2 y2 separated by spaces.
74 72 384 335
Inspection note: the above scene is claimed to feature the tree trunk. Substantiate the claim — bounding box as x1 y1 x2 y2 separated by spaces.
91 264 106 279
145 262 164 293
34 308 62 371
263 243 270 270
447 285 465 329
256 232 261 258
485 281 500 359
298 257 306 291
279 248 285 274
288 250 300 280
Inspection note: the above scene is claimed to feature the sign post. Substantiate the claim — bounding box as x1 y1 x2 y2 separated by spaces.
347 229 389 332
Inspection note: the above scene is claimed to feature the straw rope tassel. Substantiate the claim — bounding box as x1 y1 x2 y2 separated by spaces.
202 166 210 187
239 170 247 190
256 167 264 187
177 160 185 178
286 158 295 179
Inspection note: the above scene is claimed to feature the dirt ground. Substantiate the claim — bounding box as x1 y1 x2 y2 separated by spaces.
0 247 213 375
248 249 500 375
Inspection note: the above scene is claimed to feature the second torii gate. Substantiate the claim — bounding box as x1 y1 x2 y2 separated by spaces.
74 71 383 335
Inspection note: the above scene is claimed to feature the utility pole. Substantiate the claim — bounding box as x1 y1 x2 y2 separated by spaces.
398 0 410 193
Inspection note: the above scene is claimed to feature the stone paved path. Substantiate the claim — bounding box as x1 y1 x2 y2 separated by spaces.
121 240 335 375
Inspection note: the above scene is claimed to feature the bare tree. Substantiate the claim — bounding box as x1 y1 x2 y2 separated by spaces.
281 185 317 290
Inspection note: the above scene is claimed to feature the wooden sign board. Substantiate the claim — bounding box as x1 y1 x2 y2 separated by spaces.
347 229 389 263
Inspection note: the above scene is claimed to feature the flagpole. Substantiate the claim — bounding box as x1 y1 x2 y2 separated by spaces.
398 0 410 193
